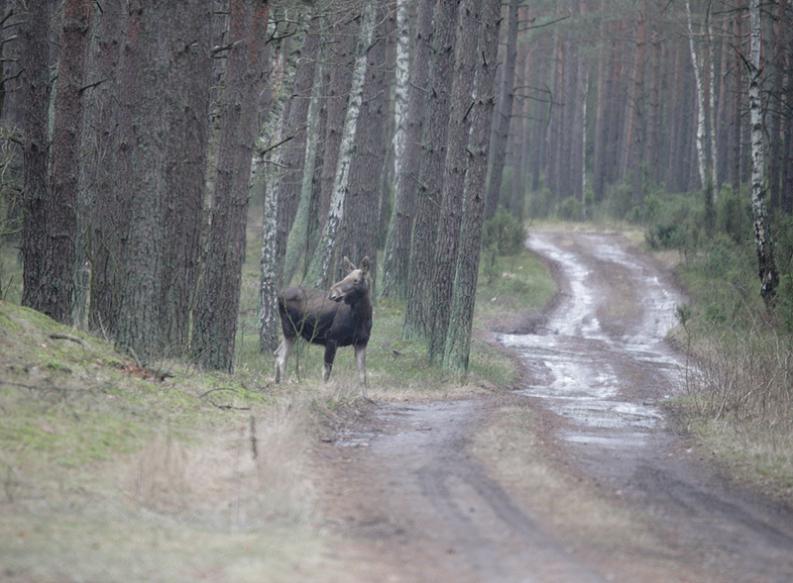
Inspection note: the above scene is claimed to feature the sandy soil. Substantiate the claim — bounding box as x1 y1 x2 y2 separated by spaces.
313 231 793 583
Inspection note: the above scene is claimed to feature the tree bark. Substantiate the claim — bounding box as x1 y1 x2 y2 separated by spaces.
748 0 778 305
428 0 479 363
305 0 377 289
317 17 358 231
82 0 127 335
336 4 388 292
442 0 500 374
21 0 87 324
159 0 212 355
485 0 519 219
282 41 324 286
381 0 433 299
191 0 269 371
403 0 460 340
686 0 715 229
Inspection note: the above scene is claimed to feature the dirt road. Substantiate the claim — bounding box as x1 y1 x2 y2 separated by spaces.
317 231 793 582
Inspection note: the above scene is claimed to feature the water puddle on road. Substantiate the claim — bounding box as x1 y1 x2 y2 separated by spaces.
501 233 685 458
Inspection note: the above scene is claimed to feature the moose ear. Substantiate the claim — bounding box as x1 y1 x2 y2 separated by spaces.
360 256 370 275
343 256 357 272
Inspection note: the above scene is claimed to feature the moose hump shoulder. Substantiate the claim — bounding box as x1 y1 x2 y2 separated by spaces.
275 257 372 394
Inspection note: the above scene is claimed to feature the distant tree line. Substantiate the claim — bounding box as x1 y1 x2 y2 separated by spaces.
510 0 791 305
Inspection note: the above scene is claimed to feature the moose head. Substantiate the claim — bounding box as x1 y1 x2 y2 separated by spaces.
328 256 370 303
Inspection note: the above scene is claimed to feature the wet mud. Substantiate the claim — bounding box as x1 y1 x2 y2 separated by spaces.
317 231 793 582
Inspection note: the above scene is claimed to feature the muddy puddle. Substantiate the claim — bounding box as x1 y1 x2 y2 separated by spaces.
499 233 683 457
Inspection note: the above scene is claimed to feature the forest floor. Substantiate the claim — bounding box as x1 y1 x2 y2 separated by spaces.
310 230 793 582
2 229 793 582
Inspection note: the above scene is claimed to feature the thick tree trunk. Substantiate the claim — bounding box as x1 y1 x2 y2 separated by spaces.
381 0 433 299
82 0 127 335
428 0 479 363
276 16 320 280
317 17 358 230
485 0 519 219
20 0 52 313
191 0 269 371
748 0 778 305
305 1 377 289
21 0 87 324
443 0 500 374
403 0 460 340
159 0 212 355
282 45 324 286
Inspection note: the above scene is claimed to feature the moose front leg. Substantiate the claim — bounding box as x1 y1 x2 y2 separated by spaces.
322 341 337 382
355 345 367 396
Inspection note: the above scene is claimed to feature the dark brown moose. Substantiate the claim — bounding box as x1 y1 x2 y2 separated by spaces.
275 257 372 394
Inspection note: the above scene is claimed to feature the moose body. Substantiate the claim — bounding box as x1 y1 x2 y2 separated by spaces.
275 257 372 392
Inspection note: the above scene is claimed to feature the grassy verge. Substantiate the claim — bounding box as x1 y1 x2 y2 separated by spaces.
624 197 793 505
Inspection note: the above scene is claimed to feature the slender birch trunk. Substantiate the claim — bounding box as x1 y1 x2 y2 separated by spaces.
748 0 779 305
686 0 715 230
391 0 409 200
305 1 377 288
257 17 305 354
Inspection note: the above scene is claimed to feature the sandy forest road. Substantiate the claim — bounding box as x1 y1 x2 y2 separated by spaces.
315 231 793 583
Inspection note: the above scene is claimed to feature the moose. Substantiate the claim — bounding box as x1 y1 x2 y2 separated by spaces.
275 257 373 394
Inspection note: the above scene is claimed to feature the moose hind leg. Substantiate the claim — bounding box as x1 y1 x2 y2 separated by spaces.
322 342 337 382
275 337 294 383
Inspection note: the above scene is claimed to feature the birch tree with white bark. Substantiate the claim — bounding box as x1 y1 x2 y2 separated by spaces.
748 0 779 305
305 0 377 288
685 0 716 230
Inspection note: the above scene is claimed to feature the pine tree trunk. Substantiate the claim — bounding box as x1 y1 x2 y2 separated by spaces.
22 0 91 324
381 0 433 299
428 0 479 363
305 1 377 289
82 0 127 335
20 0 53 315
317 18 358 231
748 0 779 304
443 0 500 374
485 0 519 220
403 0 460 340
276 15 320 279
192 0 269 371
621 7 646 199
282 43 324 286
591 18 609 201
159 0 212 355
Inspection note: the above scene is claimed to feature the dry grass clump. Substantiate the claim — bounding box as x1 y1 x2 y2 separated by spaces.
677 321 793 500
